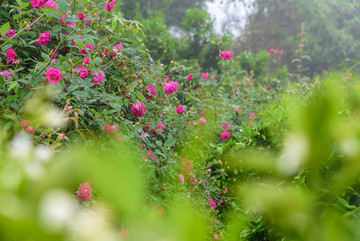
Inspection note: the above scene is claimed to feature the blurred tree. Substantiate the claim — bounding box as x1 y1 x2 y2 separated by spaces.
237 0 360 76
120 0 206 28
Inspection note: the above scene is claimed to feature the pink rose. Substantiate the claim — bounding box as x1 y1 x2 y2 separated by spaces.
6 49 16 64
219 51 232 60
176 105 184 114
131 100 147 117
31 0 47 9
5 29 16 37
277 50 283 56
77 182 92 201
83 57 90 64
144 85 157 99
6 49 16 58
78 12 85 20
26 126 35 134
199 117 206 124
36 32 51 46
187 74 193 80
106 0 116 12
45 68 63 85
44 1 58 10
208 199 217 210
202 73 209 79
114 43 123 53
85 44 94 51
164 81 179 95
79 71 88 79
212 75 216 79
249 112 255 118
221 131 230 140
269 48 275 53
91 71 105 86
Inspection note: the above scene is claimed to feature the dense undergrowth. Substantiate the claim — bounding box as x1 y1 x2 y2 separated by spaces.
1 1 360 241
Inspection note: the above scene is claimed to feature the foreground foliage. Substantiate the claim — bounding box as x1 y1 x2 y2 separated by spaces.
1 1 360 241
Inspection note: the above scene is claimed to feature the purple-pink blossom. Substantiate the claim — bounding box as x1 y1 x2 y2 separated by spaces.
44 1 58 10
221 131 230 140
176 105 184 115
219 51 232 60
31 0 47 9
144 85 157 99
6 49 16 65
202 73 209 79
164 81 179 95
106 0 116 12
131 100 147 117
35 32 51 46
5 29 16 38
199 117 207 124
45 68 62 85
91 71 105 86
208 199 217 210
77 182 92 201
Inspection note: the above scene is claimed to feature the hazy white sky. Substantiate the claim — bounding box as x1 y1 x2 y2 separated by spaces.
206 0 254 36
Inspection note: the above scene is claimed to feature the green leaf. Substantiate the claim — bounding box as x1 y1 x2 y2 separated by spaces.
73 91 89 98
0 75 5 85
1 22 10 36
155 141 162 146
82 35 95 46
4 121 13 131
58 0 68 14
94 57 102 66
51 25 61 33
135 92 144 102
67 85 79 93
164 139 176 147
8 81 18 91
337 197 356 210
46 11 62 20
20 3 29 9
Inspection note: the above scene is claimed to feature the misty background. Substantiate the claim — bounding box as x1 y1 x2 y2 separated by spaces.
118 0 360 77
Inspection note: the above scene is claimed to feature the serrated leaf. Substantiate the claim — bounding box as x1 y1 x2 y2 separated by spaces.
94 57 102 66
4 121 13 131
8 81 18 91
73 91 89 98
164 139 176 147
82 35 95 46
20 3 29 9
46 11 62 20
1 22 10 36
0 75 5 85
67 84 79 93
58 0 68 14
